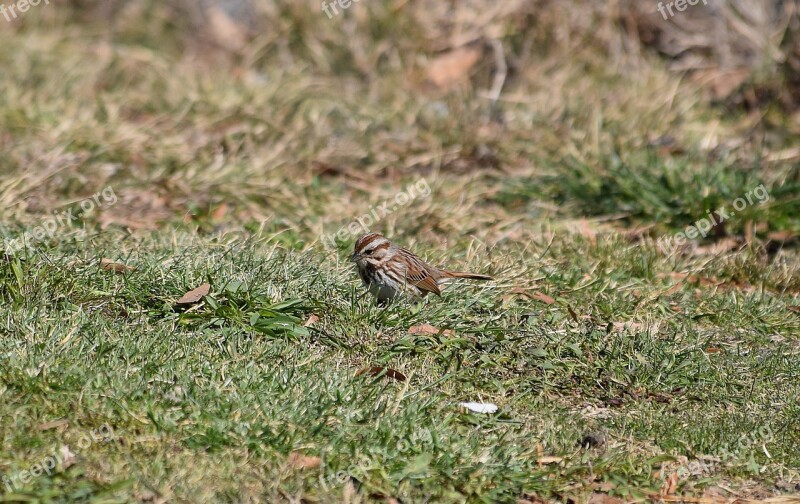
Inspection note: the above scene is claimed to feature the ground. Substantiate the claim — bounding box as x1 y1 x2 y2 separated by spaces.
0 1 799 503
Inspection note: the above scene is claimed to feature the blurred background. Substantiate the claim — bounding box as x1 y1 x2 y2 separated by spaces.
1 0 798 253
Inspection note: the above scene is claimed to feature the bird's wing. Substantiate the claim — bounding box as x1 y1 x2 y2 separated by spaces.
410 274 441 296
401 249 442 296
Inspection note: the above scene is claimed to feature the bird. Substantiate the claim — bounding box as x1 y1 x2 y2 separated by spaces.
351 232 492 304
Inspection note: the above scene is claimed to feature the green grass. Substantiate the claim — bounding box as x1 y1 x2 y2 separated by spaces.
1 1 800 502
1 231 798 502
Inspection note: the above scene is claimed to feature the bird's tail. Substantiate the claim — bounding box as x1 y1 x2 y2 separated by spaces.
441 270 493 281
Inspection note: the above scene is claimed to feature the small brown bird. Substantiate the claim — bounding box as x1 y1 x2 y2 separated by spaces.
351 232 492 304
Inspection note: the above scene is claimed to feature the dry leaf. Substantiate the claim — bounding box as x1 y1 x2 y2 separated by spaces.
789 306 800 315
176 283 211 305
303 314 319 327
660 472 679 496
661 281 684 297
210 203 229 221
408 324 455 336
355 367 407 382
100 258 135 273
37 419 69 431
287 452 321 470
426 46 482 89
531 292 556 305
705 347 720 354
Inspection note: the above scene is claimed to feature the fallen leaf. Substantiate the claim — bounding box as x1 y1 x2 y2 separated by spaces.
100 258 135 273
303 314 319 327
705 347 720 354
287 452 321 470
210 203 229 221
408 324 454 337
60 445 77 468
458 402 498 414
355 367 407 382
176 283 211 305
661 282 684 296
660 472 679 496
426 46 482 90
37 419 69 431
531 292 556 305
789 306 800 315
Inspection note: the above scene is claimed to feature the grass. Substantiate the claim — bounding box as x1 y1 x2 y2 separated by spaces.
1 1 800 502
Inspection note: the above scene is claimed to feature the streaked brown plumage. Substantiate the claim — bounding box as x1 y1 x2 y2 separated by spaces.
351 232 492 303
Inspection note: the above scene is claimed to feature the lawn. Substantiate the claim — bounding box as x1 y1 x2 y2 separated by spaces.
1 1 799 503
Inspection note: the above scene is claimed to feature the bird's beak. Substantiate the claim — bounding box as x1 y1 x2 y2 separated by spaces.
350 252 360 262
